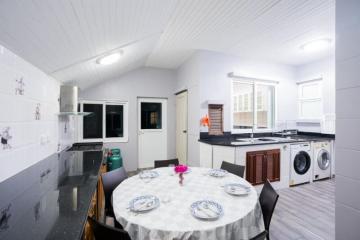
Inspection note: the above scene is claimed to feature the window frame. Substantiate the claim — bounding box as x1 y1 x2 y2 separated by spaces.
230 78 277 134
297 80 323 120
78 100 129 143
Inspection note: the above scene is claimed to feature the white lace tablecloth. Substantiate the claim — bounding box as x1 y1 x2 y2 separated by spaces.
113 167 264 240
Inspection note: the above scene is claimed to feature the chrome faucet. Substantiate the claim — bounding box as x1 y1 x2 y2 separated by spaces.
250 126 255 142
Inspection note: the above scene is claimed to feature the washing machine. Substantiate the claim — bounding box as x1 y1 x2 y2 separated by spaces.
290 143 312 186
312 141 331 180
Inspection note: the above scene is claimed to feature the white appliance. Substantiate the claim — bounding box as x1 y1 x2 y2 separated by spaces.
290 143 312 186
312 141 331 180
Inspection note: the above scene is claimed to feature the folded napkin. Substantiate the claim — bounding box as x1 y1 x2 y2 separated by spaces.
196 203 219 218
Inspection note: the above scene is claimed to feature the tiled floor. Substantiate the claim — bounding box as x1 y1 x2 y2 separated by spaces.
270 179 335 240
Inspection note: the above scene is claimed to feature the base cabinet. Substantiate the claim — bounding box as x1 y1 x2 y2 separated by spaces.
246 149 280 185
83 163 107 240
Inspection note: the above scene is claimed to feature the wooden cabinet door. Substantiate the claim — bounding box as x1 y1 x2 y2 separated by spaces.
265 149 280 182
246 151 267 185
246 149 280 185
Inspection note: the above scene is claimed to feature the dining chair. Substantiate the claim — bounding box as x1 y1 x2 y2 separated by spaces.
154 158 179 168
250 230 268 240
101 167 128 227
220 161 245 178
88 216 131 240
259 180 279 240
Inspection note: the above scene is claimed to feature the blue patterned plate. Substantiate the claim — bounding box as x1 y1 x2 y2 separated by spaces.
139 170 159 179
224 183 251 196
129 195 160 212
208 169 228 177
190 200 223 220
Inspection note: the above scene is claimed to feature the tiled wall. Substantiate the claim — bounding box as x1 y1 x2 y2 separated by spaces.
0 45 74 183
336 1 360 239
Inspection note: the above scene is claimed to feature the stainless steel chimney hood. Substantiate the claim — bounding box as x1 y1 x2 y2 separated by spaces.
58 85 91 116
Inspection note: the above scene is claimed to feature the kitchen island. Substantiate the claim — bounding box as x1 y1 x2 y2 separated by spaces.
0 148 105 240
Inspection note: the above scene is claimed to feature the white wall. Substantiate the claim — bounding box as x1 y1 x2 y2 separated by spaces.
335 1 360 239
195 51 298 132
176 50 298 166
295 56 336 133
176 54 201 167
80 67 177 171
0 45 74 183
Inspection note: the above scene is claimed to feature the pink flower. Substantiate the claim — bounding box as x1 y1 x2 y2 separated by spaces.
174 164 188 173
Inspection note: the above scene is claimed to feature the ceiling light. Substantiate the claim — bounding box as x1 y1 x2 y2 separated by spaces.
96 51 122 65
300 39 332 52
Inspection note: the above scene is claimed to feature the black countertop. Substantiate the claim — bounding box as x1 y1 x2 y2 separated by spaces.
0 149 104 240
198 131 335 147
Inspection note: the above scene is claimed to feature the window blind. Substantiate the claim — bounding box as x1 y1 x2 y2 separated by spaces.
208 104 223 135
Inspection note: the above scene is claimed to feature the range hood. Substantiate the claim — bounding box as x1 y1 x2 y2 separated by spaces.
58 86 91 116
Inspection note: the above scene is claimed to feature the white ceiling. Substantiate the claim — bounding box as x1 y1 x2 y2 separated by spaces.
0 0 334 88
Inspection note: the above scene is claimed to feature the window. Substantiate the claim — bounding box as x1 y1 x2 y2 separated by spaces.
83 103 103 139
244 94 249 112
79 101 128 142
141 102 162 129
231 79 275 132
298 80 322 119
257 91 262 110
106 104 124 138
233 96 238 112
238 95 243 111
256 84 275 129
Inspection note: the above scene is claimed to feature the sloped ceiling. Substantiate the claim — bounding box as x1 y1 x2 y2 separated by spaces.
0 0 334 89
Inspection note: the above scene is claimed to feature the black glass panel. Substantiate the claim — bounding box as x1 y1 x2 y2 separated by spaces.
294 151 311 175
141 102 162 129
106 105 124 138
83 104 103 139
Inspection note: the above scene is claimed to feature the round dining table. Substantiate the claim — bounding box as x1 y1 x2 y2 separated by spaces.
113 167 265 240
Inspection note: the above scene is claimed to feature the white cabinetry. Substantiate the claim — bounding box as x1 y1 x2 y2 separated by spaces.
212 146 235 169
199 142 291 190
199 143 236 169
199 142 213 168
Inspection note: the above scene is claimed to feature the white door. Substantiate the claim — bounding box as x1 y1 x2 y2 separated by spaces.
138 98 167 168
176 91 188 165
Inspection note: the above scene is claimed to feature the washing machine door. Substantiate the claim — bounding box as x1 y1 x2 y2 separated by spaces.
317 149 330 170
294 151 311 175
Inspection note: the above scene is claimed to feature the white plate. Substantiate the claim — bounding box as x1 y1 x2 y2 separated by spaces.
129 195 160 212
208 169 228 177
190 200 223 220
224 183 251 196
139 170 159 179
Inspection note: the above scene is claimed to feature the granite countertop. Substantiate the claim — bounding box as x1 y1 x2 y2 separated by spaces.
198 131 335 147
0 149 104 240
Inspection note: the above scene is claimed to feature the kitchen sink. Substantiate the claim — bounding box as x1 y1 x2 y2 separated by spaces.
234 137 280 144
256 138 277 142
236 139 254 142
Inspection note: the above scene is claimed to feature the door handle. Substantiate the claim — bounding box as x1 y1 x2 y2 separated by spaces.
183 130 187 133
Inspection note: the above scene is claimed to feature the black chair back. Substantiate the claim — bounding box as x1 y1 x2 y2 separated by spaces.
259 180 279 240
220 161 245 178
88 216 131 240
250 231 268 240
154 159 179 168
101 167 128 216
